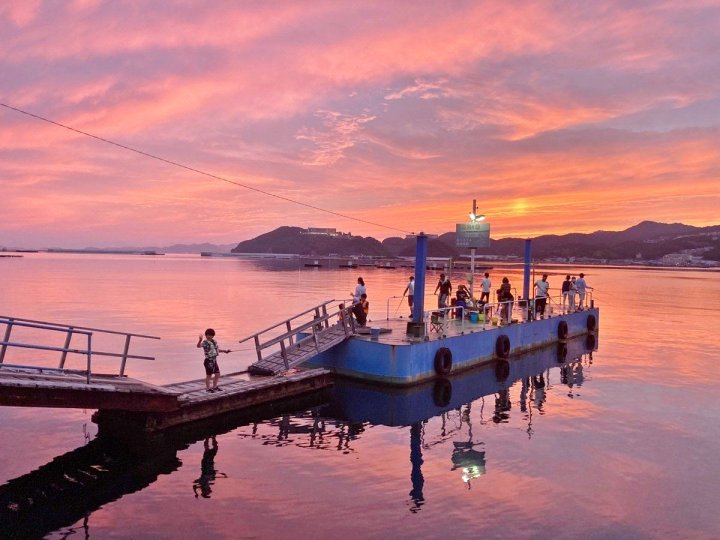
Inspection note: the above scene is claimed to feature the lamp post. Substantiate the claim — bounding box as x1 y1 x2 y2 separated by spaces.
467 199 485 300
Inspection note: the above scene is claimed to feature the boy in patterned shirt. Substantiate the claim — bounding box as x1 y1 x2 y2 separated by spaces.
197 328 231 392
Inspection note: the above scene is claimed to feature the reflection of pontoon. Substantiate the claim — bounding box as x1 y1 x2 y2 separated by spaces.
322 333 595 425
321 335 595 502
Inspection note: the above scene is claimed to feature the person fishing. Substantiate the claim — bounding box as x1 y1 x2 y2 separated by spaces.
197 328 231 393
434 273 452 310
402 276 415 318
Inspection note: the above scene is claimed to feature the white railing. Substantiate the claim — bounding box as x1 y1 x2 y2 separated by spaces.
0 316 159 383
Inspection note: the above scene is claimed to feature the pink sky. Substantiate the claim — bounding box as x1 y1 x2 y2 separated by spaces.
1 0 719 248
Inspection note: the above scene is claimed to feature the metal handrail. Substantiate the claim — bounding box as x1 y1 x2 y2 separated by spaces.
238 299 337 345
0 316 158 382
239 300 353 370
0 315 160 339
385 295 404 320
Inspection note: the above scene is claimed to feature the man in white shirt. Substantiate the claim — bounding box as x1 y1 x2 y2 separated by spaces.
480 272 491 304
534 274 550 319
575 273 592 310
403 276 415 318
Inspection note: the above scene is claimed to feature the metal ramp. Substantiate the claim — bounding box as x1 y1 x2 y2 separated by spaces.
242 300 356 376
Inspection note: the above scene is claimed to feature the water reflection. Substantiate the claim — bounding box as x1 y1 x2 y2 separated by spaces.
0 391 329 539
0 435 181 539
0 335 597 536
192 436 228 498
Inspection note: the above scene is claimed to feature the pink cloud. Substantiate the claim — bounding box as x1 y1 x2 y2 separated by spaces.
2 1 720 248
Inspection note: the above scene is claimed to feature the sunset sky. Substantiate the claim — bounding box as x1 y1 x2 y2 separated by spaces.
2 1 719 248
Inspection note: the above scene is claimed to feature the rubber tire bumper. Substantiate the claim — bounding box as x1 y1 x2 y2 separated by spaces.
434 347 453 376
495 335 511 358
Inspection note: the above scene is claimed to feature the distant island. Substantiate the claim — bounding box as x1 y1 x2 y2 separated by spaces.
3 221 719 268
229 222 720 268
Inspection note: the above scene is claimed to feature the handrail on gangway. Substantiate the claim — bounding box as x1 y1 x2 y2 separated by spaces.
238 299 355 372
0 315 160 383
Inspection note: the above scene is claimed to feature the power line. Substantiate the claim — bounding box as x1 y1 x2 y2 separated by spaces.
0 102 413 235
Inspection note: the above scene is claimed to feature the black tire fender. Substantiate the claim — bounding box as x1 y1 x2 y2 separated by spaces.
585 333 597 351
434 347 453 376
495 335 511 358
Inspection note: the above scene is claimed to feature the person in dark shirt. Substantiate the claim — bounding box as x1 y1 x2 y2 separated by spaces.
434 273 452 310
352 293 369 326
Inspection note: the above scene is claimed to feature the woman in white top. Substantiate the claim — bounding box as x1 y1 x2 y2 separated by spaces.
352 277 366 303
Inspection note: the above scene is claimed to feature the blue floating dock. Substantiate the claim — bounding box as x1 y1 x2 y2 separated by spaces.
303 308 599 385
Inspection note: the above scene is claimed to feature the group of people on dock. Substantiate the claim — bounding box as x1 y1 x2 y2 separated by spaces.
399 270 593 325
197 271 593 391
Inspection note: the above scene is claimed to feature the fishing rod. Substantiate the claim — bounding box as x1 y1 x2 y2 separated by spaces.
393 295 405 317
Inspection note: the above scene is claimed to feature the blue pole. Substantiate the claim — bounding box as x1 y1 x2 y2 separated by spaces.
523 239 532 302
412 233 428 323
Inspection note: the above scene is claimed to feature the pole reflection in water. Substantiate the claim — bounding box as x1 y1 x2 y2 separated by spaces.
409 422 425 513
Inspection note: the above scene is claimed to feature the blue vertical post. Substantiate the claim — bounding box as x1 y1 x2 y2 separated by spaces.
412 233 428 323
523 239 532 303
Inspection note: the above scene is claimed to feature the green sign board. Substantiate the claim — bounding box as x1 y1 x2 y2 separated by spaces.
456 222 490 248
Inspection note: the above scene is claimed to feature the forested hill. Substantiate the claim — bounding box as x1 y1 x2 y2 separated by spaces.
230 221 720 263
231 226 390 256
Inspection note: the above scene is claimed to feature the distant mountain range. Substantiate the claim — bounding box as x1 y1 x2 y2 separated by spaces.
230 221 720 266
3 221 719 266
0 242 238 254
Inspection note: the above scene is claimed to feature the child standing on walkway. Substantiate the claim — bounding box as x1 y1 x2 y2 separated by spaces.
197 328 230 393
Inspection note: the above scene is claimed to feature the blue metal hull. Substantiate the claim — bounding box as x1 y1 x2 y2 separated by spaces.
303 308 599 385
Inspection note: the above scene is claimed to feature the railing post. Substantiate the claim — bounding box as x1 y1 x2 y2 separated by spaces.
254 335 263 363
286 321 294 346
280 340 289 370
119 334 131 376
0 319 13 364
86 333 92 384
59 327 74 369
313 323 320 351
345 307 351 336
321 304 329 328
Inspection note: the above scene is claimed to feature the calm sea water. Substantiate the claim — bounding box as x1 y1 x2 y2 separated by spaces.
0 253 719 539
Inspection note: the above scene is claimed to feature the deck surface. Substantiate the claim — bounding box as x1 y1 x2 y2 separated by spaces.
164 368 330 405
0 365 179 411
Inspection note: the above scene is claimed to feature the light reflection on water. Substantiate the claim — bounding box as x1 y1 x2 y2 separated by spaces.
0 253 719 538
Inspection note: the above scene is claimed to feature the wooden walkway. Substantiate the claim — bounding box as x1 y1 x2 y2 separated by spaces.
0 365 179 412
96 369 333 432
0 312 336 433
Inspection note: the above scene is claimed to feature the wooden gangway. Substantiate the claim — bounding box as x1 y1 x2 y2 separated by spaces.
0 365 179 411
0 314 337 430
0 315 173 410
240 300 356 376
